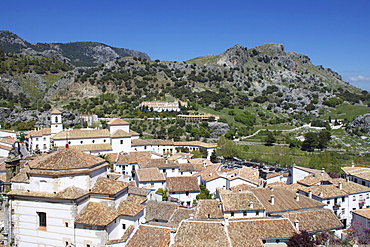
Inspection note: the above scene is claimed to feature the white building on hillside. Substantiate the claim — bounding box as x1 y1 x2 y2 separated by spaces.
6 148 146 247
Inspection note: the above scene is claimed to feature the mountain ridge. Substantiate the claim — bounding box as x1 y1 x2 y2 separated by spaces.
0 30 150 66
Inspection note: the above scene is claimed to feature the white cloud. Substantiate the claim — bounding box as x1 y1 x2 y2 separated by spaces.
345 75 370 82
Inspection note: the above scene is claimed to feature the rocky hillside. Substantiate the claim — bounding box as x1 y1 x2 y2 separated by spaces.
1 32 369 129
0 30 150 66
347 113 370 136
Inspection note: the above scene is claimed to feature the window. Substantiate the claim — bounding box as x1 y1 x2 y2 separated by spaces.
43 144 47 149
231 212 234 217
55 116 58 123
367 194 370 199
120 140 123 145
172 168 175 172
122 224 126 229
36 138 39 141
342 197 345 202
186 191 189 196
104 139 106 142
80 141 83 144
151 182 154 187
144 146 147 150
243 211 247 216
353 196 356 201
256 211 259 216
87 245 91 247
92 140 95 143
43 137 46 141
363 181 366 186
37 212 46 229
65 222 69 227
163 169 166 173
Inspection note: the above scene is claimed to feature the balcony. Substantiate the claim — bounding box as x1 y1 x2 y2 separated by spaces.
333 204 341 210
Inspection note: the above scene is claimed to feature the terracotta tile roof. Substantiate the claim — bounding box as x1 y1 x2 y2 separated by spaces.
220 191 265 212
193 164 222 182
168 208 196 226
227 218 297 247
106 152 119 163
131 139 173 146
226 167 259 185
75 202 117 226
294 165 330 178
52 129 110 140
126 194 147 204
251 187 325 214
117 200 145 216
195 199 224 219
50 109 62 114
278 208 343 232
27 148 106 170
136 168 165 182
173 220 229 247
0 137 16 145
266 172 289 179
128 185 151 196
145 201 179 222
108 118 129 125
11 169 30 183
64 143 112 152
125 225 170 247
8 186 88 200
168 152 193 160
129 130 140 136
0 144 12 151
139 159 180 169
299 179 370 198
352 208 370 219
174 141 217 148
179 163 206 172
111 129 131 138
166 176 199 192
106 224 135 245
297 174 331 186
27 163 107 176
342 166 370 181
90 177 129 196
116 151 163 165
29 128 51 137
230 183 254 192
188 158 213 165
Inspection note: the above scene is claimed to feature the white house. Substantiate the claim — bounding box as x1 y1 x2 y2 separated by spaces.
218 190 266 218
195 165 259 194
166 176 200 207
6 148 146 247
298 178 370 228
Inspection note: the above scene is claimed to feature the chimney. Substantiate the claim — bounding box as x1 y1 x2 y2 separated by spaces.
166 159 168 164
170 229 176 244
318 192 323 197
270 195 275 205
222 217 229 226
346 177 349 182
295 192 300 202
294 219 299 231
321 168 325 176
269 187 274 191
65 143 69 149
189 214 194 219
249 201 254 208
308 191 312 198
338 182 342 190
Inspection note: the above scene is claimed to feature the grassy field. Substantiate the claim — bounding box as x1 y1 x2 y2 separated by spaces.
326 104 370 121
239 144 370 174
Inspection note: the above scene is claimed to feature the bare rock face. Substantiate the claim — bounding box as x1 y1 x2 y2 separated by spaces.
217 45 248 68
347 113 370 135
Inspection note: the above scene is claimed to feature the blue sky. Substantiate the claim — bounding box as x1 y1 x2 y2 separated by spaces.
2 0 370 90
